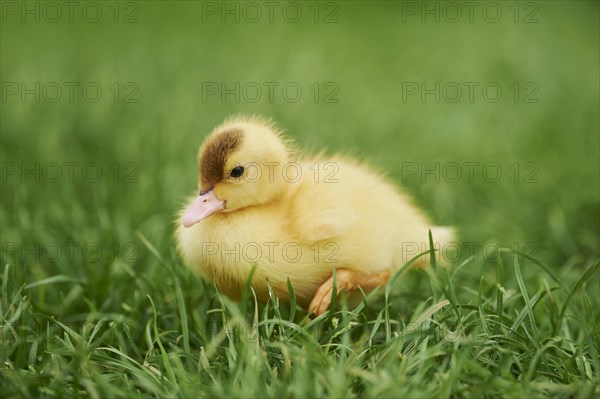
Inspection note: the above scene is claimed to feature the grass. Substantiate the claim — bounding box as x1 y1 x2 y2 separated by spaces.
1 1 599 398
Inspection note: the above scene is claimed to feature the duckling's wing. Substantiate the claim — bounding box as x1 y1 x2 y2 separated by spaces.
287 160 360 242
296 209 358 242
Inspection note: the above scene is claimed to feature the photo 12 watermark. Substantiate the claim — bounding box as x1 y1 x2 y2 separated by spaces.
401 162 540 184
398 1 540 24
401 240 539 264
200 1 339 23
1 241 139 264
216 161 340 184
1 82 140 104
1 161 140 184
199 241 339 264
1 1 140 23
201 81 339 104
401 81 540 104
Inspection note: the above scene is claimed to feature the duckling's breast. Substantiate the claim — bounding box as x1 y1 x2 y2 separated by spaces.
178 205 332 305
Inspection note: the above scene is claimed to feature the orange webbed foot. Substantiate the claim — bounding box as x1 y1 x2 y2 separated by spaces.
308 268 391 316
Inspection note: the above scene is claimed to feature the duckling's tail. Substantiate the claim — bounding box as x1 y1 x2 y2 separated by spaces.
428 226 458 266
430 226 456 247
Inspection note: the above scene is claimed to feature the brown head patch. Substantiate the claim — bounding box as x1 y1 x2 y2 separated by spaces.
199 128 243 192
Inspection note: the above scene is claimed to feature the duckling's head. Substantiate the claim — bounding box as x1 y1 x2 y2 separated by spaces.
182 116 291 227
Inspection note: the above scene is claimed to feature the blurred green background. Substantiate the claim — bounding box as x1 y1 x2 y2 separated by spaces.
2 1 598 265
1 1 599 397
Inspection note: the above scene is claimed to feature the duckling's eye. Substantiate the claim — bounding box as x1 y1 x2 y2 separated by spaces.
229 166 244 178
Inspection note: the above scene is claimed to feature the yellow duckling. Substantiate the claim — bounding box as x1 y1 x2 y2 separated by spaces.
176 116 454 315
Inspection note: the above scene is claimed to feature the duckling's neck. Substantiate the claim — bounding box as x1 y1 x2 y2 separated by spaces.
215 179 295 221
226 195 287 218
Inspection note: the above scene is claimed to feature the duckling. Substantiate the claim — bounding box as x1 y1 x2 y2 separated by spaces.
176 116 455 315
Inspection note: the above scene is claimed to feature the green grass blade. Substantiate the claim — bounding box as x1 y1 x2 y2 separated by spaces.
501 247 568 292
555 259 600 335
514 255 538 335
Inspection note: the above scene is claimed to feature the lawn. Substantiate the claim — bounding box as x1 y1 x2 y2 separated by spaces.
1 1 599 398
